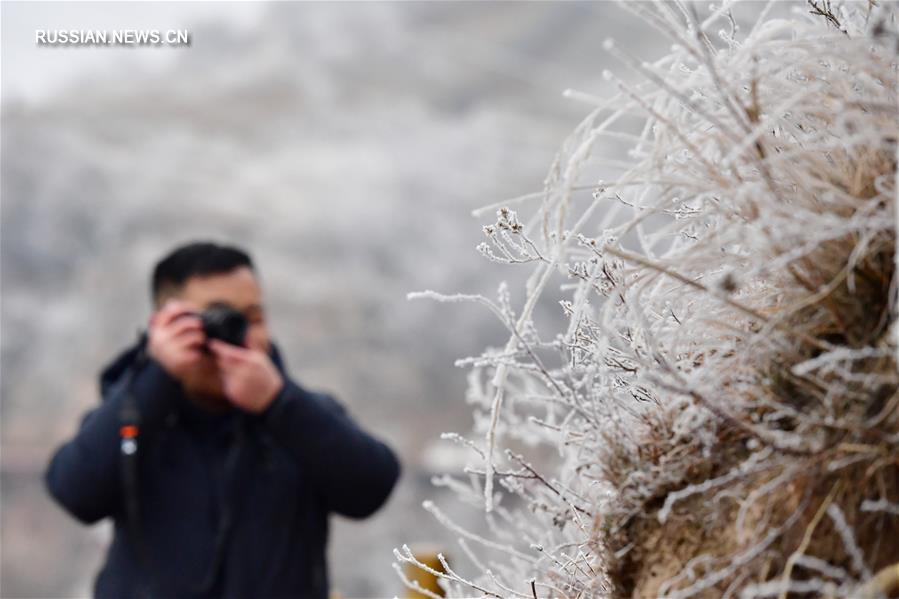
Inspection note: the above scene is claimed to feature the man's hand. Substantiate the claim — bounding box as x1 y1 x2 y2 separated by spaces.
208 339 284 414
147 300 205 381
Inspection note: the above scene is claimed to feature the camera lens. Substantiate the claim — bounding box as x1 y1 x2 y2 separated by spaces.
200 304 248 347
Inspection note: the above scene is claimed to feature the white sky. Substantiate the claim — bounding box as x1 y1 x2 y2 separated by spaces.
1 1 266 104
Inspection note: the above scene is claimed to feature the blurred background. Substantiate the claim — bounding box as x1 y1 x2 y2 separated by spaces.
1 2 660 597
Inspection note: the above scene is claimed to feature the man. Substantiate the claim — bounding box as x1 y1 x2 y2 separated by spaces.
45 241 401 599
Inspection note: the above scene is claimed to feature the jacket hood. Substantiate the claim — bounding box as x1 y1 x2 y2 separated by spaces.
99 332 288 399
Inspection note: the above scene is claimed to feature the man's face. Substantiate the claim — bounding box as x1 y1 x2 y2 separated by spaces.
164 266 271 401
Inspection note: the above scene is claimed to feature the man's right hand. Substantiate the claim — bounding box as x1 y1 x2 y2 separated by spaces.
147 300 205 381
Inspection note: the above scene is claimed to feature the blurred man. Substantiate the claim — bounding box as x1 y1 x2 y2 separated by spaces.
45 241 401 599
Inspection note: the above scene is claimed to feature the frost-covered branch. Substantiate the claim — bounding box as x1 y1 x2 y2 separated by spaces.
397 1 899 596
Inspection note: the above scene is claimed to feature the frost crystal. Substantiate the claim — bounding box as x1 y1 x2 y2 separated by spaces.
398 1 899 597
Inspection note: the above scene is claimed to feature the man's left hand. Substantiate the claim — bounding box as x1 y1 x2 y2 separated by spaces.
208 339 284 414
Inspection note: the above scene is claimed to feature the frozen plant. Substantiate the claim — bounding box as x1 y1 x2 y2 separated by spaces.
398 1 899 597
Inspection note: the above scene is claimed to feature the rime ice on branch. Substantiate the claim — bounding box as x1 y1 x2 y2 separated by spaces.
399 1 899 597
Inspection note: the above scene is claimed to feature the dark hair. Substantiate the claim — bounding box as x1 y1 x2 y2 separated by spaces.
151 241 254 303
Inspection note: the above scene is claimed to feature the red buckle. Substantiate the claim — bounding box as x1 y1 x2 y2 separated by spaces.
120 425 139 439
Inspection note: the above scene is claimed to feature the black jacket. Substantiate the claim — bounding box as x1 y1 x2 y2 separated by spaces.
45 337 401 599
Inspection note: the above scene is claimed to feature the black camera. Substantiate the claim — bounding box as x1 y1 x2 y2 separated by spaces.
200 303 248 347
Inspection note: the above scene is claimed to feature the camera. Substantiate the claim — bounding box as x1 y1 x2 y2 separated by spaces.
200 303 248 347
